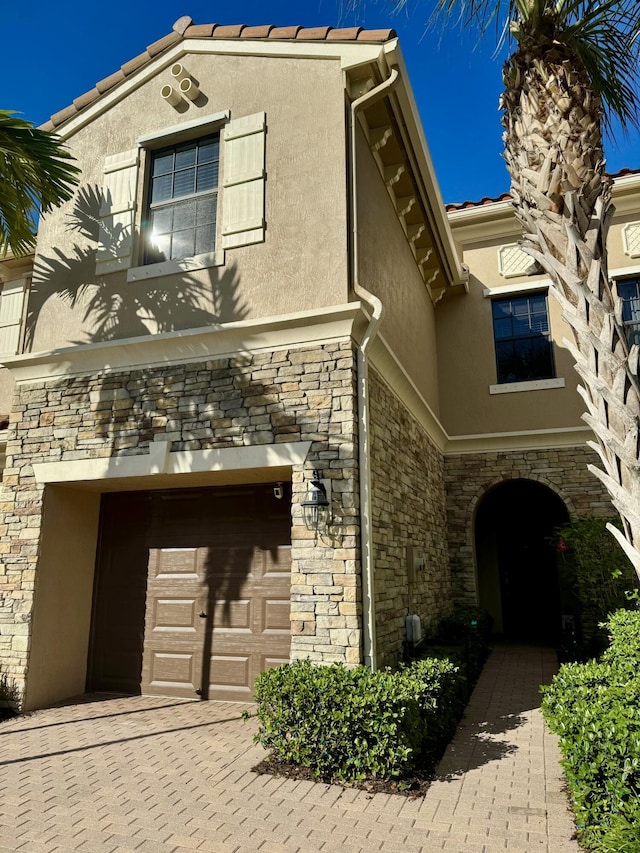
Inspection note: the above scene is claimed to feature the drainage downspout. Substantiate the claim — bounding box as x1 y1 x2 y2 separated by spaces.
349 65 400 670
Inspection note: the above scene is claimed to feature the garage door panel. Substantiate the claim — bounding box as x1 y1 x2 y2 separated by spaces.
211 598 252 630
261 654 291 672
145 651 200 694
262 599 291 632
152 598 200 631
208 655 250 688
263 544 292 574
152 548 200 578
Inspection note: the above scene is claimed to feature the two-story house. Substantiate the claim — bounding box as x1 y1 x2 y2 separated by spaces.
0 17 636 711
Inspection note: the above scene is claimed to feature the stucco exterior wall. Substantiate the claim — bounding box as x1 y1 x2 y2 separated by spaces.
436 237 585 436
444 445 614 605
0 341 362 706
29 53 349 352
369 367 452 668
356 129 441 417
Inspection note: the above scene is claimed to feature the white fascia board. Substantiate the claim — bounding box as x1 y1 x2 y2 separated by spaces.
1 303 364 384
183 37 384 70
54 40 384 139
382 42 465 287
447 201 520 244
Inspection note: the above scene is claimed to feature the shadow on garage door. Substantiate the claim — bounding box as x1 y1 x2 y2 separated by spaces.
87 483 292 701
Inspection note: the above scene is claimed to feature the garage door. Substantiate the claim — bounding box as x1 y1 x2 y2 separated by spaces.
89 484 291 700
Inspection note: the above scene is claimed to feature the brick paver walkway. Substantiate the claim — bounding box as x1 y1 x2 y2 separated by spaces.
0 646 579 852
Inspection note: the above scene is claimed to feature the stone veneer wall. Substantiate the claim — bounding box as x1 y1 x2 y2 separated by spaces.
445 445 615 605
0 341 361 692
369 368 452 668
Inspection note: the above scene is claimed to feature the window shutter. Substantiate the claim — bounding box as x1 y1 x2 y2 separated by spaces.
96 150 139 275
0 278 27 357
221 112 266 249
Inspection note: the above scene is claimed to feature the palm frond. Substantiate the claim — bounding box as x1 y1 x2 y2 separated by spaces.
561 0 640 130
423 0 640 130
0 110 80 257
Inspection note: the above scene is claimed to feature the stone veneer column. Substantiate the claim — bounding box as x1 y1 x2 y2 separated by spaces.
0 341 362 695
368 368 452 668
445 446 615 605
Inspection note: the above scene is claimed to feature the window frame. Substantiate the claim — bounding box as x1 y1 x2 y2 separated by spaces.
144 133 220 267
490 290 556 386
615 276 640 348
127 112 229 283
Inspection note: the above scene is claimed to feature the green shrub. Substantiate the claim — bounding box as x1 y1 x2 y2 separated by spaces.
553 517 639 656
541 610 640 849
254 656 463 782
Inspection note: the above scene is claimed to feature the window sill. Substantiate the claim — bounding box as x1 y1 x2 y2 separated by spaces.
127 250 225 283
489 377 565 395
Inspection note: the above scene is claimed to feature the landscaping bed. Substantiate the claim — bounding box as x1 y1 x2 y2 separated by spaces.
251 607 491 794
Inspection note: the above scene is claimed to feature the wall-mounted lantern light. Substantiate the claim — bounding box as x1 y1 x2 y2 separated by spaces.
301 469 330 532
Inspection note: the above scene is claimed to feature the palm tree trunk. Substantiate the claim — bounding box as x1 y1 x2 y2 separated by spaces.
502 44 640 576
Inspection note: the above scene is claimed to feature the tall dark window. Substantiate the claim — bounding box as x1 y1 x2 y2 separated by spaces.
617 277 640 348
145 135 219 264
492 293 554 384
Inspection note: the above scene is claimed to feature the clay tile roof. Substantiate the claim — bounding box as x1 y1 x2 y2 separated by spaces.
327 27 362 40
269 25 302 39
212 24 247 38
446 193 511 212
42 18 397 129
357 28 396 41
96 69 125 94
445 167 640 211
184 24 215 38
297 26 333 39
72 88 100 112
147 31 181 57
241 25 275 38
173 15 192 35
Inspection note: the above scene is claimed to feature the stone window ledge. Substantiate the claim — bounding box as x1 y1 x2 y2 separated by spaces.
127 250 225 283
489 378 565 395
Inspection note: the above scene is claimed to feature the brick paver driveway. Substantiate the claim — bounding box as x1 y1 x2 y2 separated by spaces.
0 646 579 852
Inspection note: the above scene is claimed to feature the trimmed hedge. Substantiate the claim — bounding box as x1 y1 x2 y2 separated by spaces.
541 610 640 851
254 656 464 782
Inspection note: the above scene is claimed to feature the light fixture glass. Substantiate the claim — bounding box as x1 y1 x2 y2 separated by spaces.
301 470 330 532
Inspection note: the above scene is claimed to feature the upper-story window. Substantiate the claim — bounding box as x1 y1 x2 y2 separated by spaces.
616 277 640 347
145 134 220 264
492 293 554 384
96 112 266 281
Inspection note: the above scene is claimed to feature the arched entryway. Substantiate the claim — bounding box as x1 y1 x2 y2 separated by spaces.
474 479 569 644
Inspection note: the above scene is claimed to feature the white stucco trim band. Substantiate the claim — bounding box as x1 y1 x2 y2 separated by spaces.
1 303 366 384
445 426 591 455
32 440 311 486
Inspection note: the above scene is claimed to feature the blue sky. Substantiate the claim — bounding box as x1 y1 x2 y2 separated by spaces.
3 0 640 204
